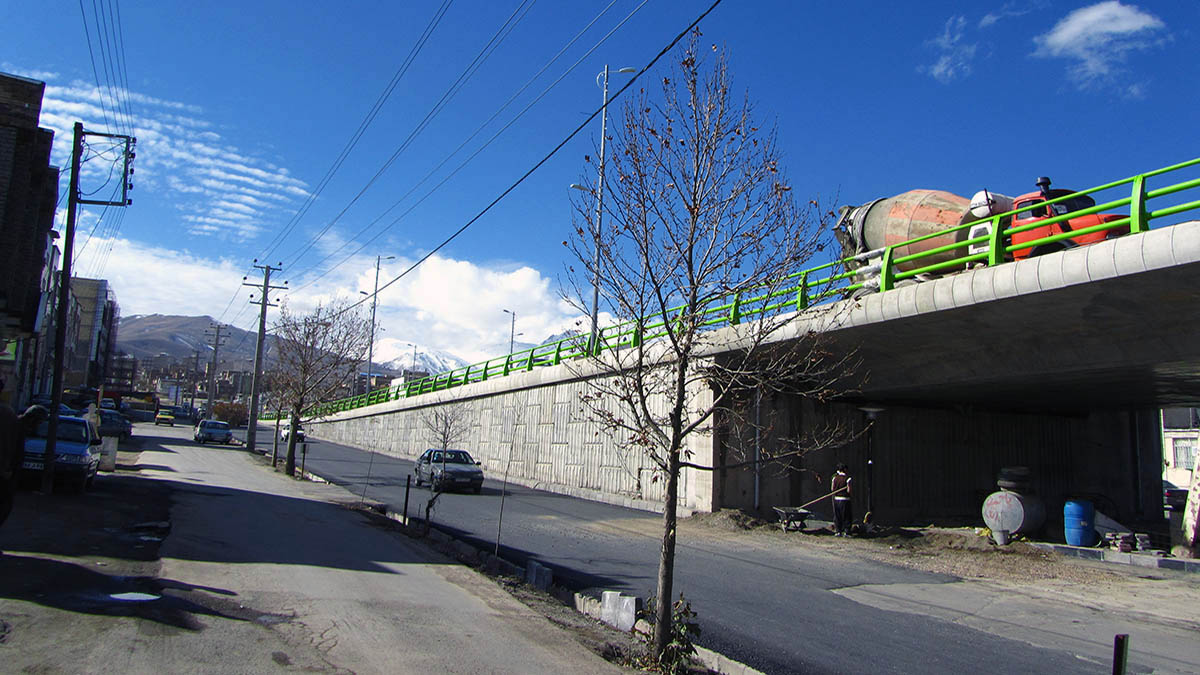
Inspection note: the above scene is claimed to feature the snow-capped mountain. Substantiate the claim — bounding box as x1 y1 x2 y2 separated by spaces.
382 343 469 374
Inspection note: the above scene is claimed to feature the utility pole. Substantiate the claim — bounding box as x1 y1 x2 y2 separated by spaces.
244 261 285 453
189 350 200 413
365 255 393 395
203 323 227 420
43 122 135 492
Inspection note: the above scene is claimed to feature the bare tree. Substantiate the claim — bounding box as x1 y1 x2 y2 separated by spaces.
418 403 473 526
420 404 472 453
272 298 371 476
564 33 856 661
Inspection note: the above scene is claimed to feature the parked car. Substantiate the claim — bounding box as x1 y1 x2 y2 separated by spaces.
154 409 175 426
29 398 79 417
1164 480 1189 511
98 409 133 439
413 449 484 494
21 415 101 493
194 419 234 444
280 423 305 443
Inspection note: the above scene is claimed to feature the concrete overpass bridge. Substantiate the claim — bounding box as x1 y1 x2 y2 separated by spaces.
302 157 1200 531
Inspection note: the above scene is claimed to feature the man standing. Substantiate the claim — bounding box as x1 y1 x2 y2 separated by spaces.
831 463 853 537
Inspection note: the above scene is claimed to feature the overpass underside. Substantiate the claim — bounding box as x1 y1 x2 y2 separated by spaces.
720 222 1200 528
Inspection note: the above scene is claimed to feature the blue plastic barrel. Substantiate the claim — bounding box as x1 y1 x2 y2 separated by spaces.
1064 500 1097 547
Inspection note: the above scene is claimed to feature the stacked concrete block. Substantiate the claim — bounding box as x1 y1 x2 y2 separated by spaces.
524 559 552 590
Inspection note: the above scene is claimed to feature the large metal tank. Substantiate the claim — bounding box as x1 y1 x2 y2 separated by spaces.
982 490 1046 536
838 190 971 273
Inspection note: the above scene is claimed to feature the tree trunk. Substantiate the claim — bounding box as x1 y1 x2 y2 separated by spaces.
653 450 681 658
285 405 300 476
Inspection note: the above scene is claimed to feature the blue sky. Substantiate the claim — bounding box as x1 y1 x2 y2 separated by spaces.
3 0 1196 364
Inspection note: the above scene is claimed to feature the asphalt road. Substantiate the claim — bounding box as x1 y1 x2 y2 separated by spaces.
243 430 1103 675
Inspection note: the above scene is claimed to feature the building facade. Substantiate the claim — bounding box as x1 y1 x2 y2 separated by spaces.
0 72 59 407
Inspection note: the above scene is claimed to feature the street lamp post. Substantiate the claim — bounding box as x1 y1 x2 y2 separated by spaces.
572 65 636 356
364 255 394 395
502 309 517 354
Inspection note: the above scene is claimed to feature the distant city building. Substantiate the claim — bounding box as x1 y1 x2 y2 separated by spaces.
68 277 119 390
107 352 138 390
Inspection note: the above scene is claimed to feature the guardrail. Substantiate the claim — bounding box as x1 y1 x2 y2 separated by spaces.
285 156 1200 421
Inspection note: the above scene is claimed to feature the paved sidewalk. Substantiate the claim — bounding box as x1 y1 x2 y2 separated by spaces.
0 424 624 674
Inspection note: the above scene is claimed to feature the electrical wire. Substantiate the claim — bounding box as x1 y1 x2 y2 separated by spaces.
327 0 727 320
278 0 537 270
290 0 646 291
215 0 454 324
255 0 454 263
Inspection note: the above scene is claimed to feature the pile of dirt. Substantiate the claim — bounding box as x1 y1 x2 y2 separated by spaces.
681 508 768 532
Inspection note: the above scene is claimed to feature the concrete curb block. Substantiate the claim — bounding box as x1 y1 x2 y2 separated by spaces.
693 646 767 675
1032 542 1200 574
296 465 760 674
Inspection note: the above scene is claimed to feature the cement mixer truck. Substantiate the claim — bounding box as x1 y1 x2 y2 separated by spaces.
835 176 1128 285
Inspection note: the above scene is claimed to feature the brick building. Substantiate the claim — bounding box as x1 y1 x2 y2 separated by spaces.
0 72 59 405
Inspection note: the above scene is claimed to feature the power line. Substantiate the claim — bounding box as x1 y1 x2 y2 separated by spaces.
329 0 726 320
278 0 537 270
78 0 116 134
290 0 647 291
216 1 453 324
255 0 454 264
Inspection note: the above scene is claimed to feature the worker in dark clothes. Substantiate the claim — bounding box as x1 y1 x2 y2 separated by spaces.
831 463 853 537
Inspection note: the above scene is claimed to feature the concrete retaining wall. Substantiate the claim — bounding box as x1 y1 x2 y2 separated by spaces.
307 360 716 514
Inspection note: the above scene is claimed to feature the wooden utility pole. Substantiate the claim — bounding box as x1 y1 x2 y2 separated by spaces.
43 122 134 492
243 261 285 452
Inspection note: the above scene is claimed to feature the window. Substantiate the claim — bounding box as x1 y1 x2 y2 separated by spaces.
1163 408 1200 429
1173 439 1197 471
1016 199 1047 219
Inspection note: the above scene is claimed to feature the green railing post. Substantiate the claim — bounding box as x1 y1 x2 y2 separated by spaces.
729 292 742 325
1130 175 1149 233
796 272 809 310
632 321 643 348
878 246 896 293
987 215 1004 267
553 341 563 365
503 354 511 376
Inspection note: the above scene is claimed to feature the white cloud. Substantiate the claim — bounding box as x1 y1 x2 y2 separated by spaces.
32 75 311 240
79 237 585 365
1033 1 1166 89
922 16 978 83
979 3 1034 28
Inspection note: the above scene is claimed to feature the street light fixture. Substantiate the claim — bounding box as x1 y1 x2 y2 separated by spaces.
501 309 516 353
501 309 518 354
571 65 636 357
364 255 395 395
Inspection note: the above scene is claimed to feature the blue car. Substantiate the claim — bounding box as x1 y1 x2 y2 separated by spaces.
22 416 101 493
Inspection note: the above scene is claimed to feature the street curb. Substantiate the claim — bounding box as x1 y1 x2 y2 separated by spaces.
293 465 764 675
1031 542 1200 574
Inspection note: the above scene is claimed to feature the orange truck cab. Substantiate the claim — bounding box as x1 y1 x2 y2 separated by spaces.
1008 176 1127 260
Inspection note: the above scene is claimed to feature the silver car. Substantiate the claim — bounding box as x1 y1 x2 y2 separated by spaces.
194 420 234 444
413 449 484 494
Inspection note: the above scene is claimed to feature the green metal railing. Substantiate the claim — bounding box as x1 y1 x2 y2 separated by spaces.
288 156 1200 420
